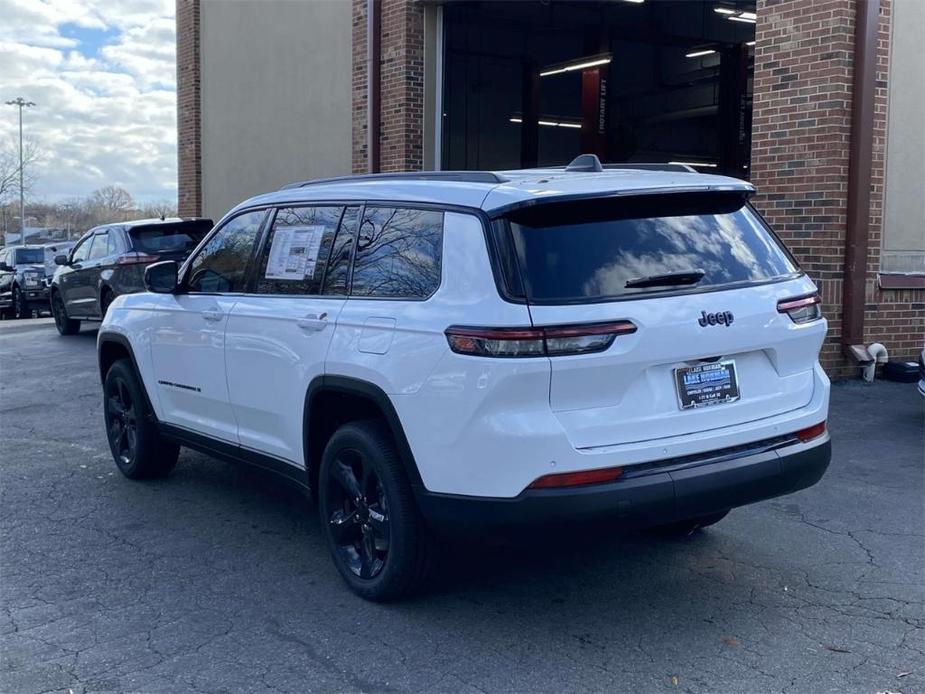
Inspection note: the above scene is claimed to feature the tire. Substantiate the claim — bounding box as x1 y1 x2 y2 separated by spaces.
51 291 80 335
12 286 29 319
318 420 431 601
650 510 729 538
100 290 113 319
103 359 179 479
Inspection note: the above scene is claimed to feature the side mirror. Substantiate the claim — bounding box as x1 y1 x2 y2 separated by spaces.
144 260 179 294
54 254 69 266
0 262 11 272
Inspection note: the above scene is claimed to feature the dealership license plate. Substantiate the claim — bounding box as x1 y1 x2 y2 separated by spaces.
674 360 740 410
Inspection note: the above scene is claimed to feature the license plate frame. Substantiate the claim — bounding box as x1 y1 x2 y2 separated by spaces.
674 360 740 410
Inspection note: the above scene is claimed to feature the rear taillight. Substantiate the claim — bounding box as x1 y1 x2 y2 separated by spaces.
445 321 637 358
796 421 826 442
528 465 624 490
116 252 159 265
777 292 822 324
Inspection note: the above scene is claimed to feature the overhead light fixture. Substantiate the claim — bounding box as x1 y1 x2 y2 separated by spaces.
540 55 612 78
746 40 756 46
622 0 645 3
509 117 582 129
670 161 718 168
686 49 717 58
715 5 757 23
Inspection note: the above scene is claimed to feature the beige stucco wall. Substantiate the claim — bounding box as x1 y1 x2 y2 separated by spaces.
882 0 925 274
200 0 352 221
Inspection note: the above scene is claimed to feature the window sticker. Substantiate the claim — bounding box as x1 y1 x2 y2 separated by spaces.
265 225 325 280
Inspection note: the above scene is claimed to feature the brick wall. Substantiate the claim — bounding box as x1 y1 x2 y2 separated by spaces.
352 0 369 174
352 0 425 174
751 0 923 376
176 0 202 217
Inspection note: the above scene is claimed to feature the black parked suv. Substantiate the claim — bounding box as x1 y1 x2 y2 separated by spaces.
50 217 212 335
0 245 50 319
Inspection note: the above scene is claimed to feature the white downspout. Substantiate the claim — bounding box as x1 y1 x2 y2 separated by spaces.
862 343 889 382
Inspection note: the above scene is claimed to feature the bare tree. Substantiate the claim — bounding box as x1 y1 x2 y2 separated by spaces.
89 185 134 223
0 138 40 204
138 200 177 220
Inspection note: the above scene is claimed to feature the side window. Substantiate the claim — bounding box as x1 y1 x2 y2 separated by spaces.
186 210 266 293
350 207 444 299
254 206 344 295
71 236 92 263
321 206 361 296
106 231 122 256
87 232 110 260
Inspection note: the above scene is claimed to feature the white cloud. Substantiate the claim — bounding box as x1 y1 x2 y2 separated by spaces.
0 0 177 202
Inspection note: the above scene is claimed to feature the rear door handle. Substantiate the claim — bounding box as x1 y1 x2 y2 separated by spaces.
201 309 224 322
297 312 328 332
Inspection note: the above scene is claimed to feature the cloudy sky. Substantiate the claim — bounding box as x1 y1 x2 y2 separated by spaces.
0 0 176 204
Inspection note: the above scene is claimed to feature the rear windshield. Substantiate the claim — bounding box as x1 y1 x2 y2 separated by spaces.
506 193 799 303
129 221 212 255
13 248 44 264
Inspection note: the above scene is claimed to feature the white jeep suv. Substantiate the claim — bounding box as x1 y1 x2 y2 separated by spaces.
96 156 831 601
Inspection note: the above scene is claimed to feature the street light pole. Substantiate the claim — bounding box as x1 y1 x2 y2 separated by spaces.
5 97 36 245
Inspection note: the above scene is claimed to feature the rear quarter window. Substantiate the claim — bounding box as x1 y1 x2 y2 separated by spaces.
506 193 799 303
350 207 444 299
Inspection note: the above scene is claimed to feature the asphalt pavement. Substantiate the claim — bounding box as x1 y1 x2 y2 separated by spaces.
1 318 922 694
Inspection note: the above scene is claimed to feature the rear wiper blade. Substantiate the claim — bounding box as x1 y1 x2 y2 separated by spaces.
624 270 705 289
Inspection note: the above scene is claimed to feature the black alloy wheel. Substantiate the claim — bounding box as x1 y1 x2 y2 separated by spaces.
103 359 179 478
318 421 431 601
106 374 138 468
325 448 391 580
52 292 80 335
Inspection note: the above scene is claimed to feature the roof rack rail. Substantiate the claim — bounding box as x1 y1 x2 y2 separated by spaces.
280 170 509 190
562 154 698 174
603 163 698 173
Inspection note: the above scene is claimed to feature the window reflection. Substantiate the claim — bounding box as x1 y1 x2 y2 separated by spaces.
255 206 344 296
351 208 444 299
512 206 797 302
187 210 265 293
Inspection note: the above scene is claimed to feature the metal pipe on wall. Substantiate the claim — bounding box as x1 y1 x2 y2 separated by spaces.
841 0 881 353
367 0 381 174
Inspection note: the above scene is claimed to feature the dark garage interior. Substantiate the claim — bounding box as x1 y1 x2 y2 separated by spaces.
442 0 756 177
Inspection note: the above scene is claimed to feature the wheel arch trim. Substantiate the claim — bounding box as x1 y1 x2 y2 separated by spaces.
97 331 157 419
303 375 425 491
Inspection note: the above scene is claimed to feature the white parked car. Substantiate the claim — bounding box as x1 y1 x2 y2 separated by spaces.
96 156 831 600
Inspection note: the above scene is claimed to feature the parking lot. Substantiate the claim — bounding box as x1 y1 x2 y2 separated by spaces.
0 318 922 694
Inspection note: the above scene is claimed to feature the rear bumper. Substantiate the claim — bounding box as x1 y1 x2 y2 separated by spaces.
416 436 831 532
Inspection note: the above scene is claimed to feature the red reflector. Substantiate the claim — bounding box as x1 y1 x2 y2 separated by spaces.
796 421 826 442
528 466 624 490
